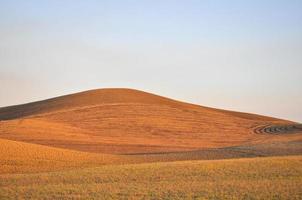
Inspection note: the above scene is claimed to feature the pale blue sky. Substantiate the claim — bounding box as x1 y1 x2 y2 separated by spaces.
0 0 301 122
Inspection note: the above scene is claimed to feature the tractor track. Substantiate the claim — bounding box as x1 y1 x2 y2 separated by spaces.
254 124 302 135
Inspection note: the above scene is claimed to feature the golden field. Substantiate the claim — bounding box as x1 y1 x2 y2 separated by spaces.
1 156 301 199
0 138 130 174
0 88 301 199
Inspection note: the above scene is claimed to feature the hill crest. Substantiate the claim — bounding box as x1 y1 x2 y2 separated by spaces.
0 88 284 122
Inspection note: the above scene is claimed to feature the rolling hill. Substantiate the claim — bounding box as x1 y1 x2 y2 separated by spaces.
0 88 301 155
1 88 301 199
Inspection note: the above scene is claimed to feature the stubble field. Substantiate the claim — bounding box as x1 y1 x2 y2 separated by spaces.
0 89 301 199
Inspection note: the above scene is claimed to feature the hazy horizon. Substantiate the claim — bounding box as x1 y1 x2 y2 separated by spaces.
1 0 301 122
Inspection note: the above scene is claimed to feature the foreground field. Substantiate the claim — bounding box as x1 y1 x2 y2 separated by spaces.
1 156 301 200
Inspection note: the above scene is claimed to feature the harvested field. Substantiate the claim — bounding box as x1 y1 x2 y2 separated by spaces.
0 138 128 174
0 88 301 199
0 89 301 155
0 156 301 199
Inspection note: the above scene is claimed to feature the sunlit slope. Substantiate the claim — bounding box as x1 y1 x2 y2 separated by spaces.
0 138 127 174
0 88 285 121
0 88 300 154
0 88 195 120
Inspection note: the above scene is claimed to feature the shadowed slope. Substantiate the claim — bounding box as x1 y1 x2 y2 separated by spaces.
0 88 300 154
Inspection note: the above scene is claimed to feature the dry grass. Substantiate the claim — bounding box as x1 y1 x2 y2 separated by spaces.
0 88 301 199
0 139 128 174
0 156 301 199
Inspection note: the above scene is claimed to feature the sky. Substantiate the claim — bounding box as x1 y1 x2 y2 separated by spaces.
0 0 301 122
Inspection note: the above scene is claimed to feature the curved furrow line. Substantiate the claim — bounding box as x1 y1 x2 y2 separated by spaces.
253 124 302 135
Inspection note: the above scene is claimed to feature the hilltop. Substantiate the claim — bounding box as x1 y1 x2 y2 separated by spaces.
0 88 300 155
